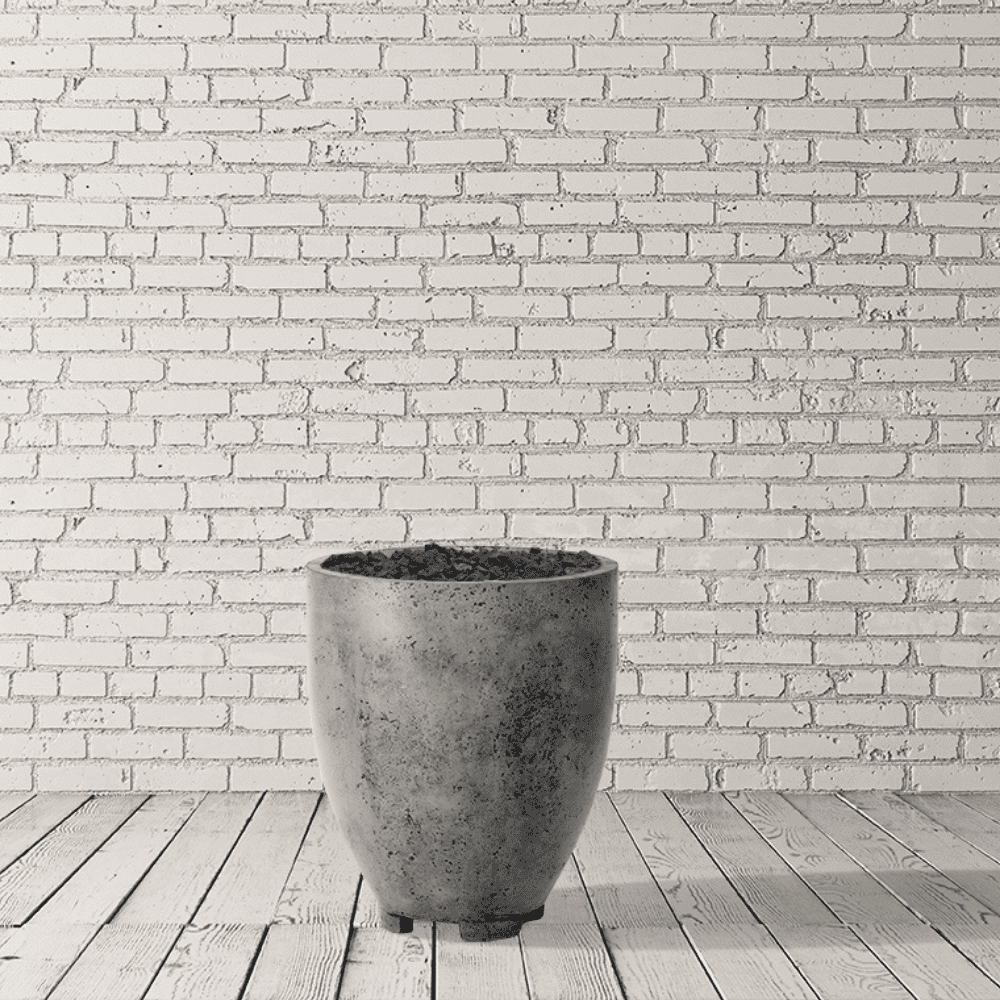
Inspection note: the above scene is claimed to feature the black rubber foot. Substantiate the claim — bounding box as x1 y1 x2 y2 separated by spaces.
380 910 414 933
459 905 545 942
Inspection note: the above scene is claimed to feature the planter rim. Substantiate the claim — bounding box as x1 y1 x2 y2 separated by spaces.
306 552 617 584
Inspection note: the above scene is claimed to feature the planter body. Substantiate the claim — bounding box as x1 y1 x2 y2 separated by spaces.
307 554 617 931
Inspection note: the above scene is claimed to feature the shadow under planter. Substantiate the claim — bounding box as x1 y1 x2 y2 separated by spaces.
307 544 617 941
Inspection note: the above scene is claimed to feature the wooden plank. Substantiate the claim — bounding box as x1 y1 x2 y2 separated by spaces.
241 925 349 1000
611 791 756 926
926 917 1000 992
273 795 360 925
193 792 318 925
0 923 98 1000
954 793 1000 827
730 793 1000 998
30 794 203 926
786 793 1000 930
353 877 382 929
337 923 432 1000
575 795 719 1000
845 791 1000 920
727 791 923 927
45 924 183 1000
0 795 146 925
143 924 265 1000
0 794 33 825
520 923 625 1000
856 922 1000 1000
685 924 819 1000
903 793 1000 865
113 792 260 924
602 927 720 1000
574 792 679 929
543 854 595 925
671 792 841 928
0 794 90 876
436 922 530 1000
767 924 914 1000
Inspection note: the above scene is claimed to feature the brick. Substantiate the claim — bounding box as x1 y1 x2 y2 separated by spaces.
769 733 860 758
37 764 130 791
187 733 278 759
37 702 130 729
90 733 182 759
673 732 760 760
41 14 131 39
425 13 516 38
910 765 1000 792
869 45 961 69
621 577 707 604
231 702 309 730
384 45 474 70
134 703 226 728
916 703 1000 730
0 733 87 759
717 702 810 728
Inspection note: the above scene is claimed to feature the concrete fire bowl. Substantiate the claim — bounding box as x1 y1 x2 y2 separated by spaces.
306 550 617 941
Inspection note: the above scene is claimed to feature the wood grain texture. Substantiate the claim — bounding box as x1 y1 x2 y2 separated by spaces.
575 795 719 1000
273 795 360 926
142 924 266 1000
435 921 530 1000
603 926 719 1000
520 923 625 1000
0 795 145 926
671 792 841 928
685 923 819 1000
728 791 923 927
0 795 33 825
954 794 1000 827
611 791 756 926
45 923 183 1000
574 792 679 930
352 878 382 929
6 790 1000 1000
787 793 1000 930
543 854 595 925
30 794 202 926
337 924 432 1000
767 923 913 1000
192 792 318 925
0 923 98 1000
852 922 1000 1000
113 792 260 924
844 791 1000 920
241 925 349 1000
903 793 1000 865
0 794 90 877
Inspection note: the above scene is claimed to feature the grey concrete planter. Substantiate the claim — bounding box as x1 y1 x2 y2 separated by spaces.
306 549 617 941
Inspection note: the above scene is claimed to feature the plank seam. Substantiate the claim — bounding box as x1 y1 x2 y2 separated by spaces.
835 791 1000 922
0 795 93 881
331 860 364 999
569 849 629 1000
235 920 272 1000
102 793 208 925
13 795 149 928
186 791 265 927
902 793 1000 867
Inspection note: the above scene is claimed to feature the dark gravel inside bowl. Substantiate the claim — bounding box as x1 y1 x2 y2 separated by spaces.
320 543 602 581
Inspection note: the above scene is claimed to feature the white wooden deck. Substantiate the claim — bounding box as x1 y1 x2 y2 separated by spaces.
1 791 999 999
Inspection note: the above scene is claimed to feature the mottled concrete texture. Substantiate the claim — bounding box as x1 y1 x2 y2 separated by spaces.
307 553 617 938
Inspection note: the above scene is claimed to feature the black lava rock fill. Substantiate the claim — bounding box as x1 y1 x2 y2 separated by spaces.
320 543 602 581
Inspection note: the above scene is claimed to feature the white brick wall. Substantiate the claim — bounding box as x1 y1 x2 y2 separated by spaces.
2 0 1000 793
